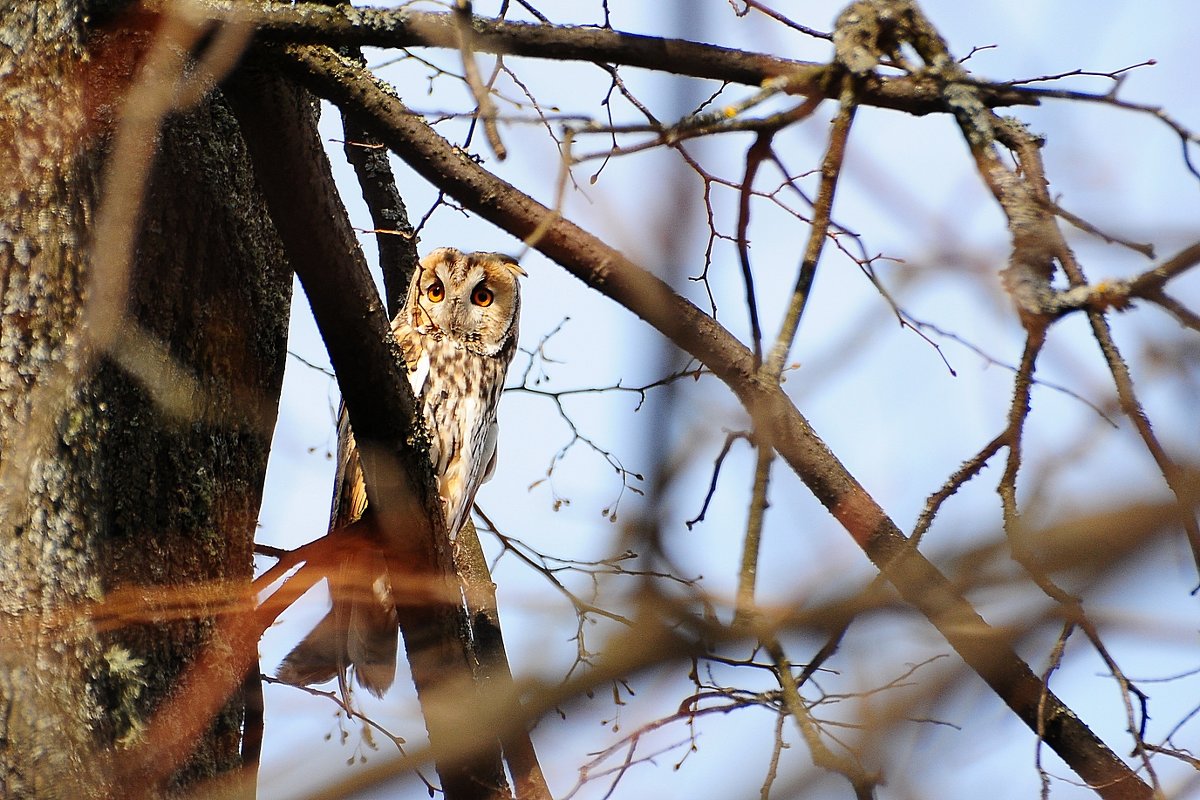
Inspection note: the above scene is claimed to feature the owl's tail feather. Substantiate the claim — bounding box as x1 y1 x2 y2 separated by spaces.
277 548 399 699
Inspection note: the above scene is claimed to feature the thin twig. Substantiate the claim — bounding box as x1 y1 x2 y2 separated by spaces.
730 0 832 40
736 130 772 367
733 443 774 627
685 431 752 529
760 712 788 800
763 82 856 381
912 432 1006 545
1037 621 1074 800
997 329 1075 602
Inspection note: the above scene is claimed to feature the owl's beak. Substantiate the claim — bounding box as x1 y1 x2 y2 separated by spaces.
446 298 469 336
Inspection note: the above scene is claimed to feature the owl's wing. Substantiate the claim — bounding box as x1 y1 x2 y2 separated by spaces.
329 402 368 530
329 314 429 530
479 417 500 484
394 313 429 394
278 418 399 695
276 534 397 698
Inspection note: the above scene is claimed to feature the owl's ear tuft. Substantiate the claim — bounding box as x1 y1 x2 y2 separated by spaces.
495 253 527 277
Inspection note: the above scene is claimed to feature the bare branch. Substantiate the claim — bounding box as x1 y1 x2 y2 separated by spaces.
452 0 507 160
733 443 773 626
685 431 752 530
729 0 833 40
1128 241 1200 296
340 117 420 318
763 82 855 380
175 1 1038 114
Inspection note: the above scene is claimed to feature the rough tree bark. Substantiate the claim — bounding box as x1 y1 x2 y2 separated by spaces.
0 5 291 795
0 7 102 794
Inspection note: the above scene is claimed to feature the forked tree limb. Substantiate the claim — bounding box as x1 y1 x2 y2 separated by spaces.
223 59 508 800
275 42 1153 800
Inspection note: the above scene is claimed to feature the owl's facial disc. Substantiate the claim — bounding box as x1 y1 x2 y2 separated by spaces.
411 247 521 355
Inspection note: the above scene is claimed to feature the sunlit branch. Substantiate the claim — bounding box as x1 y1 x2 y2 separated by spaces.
452 0 507 160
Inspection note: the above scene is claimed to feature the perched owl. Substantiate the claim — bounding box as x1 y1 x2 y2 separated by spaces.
278 247 525 697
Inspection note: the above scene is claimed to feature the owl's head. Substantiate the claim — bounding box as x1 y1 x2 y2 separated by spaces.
406 247 526 356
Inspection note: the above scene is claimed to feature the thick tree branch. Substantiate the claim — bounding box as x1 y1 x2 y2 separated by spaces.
175 0 1037 116
277 43 1151 800
341 113 420 318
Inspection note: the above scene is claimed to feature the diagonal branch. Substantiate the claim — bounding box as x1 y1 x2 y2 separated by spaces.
763 81 855 381
1128 240 1200 296
276 42 1151 800
452 0 506 160
733 440 773 627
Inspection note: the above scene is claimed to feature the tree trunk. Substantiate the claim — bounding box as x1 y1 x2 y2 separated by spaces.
0 6 292 795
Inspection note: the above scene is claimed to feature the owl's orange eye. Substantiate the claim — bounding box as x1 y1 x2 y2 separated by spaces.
426 279 445 303
472 285 494 307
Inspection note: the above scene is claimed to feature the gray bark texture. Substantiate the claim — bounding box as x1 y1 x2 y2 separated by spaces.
0 4 292 796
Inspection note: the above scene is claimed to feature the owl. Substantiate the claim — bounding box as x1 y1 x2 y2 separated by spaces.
278 247 525 697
